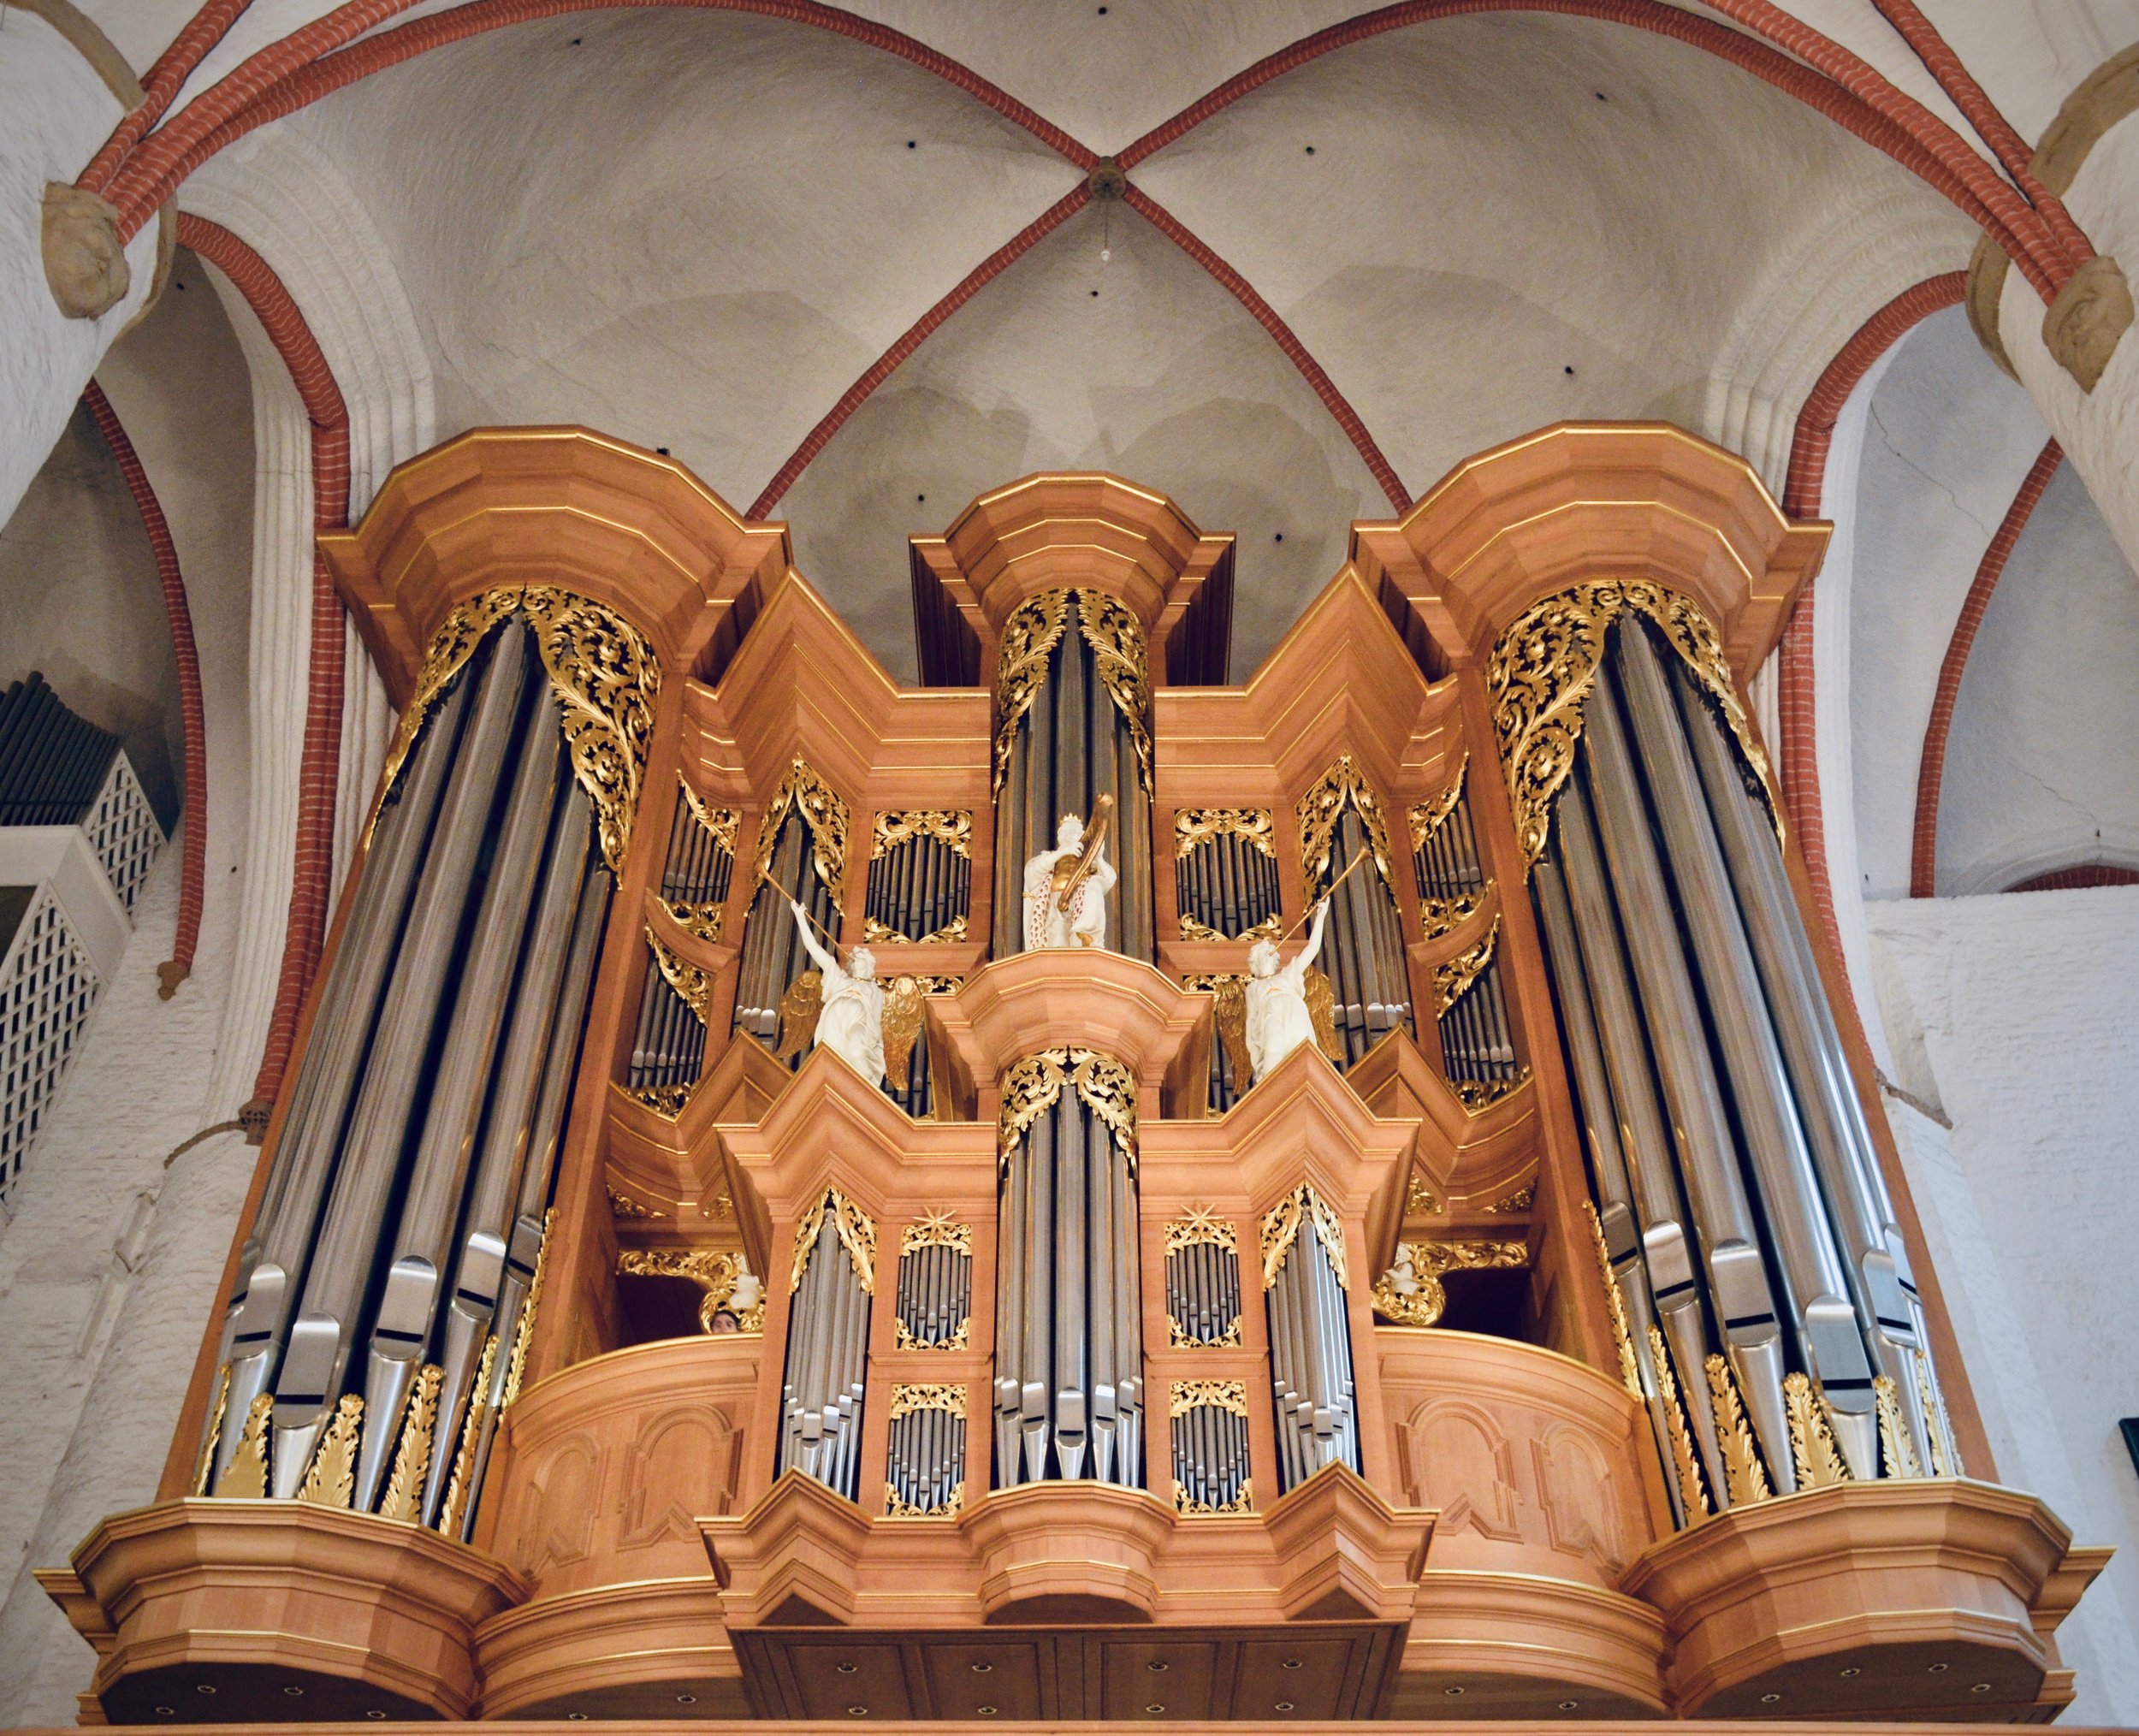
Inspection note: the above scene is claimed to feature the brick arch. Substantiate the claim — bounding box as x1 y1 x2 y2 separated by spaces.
1910 438 2063 898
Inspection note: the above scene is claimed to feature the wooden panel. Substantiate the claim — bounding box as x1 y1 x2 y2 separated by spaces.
1235 1634 1360 1720
777 1638 914 1721
919 1638 1046 1721
1099 1635 1224 1721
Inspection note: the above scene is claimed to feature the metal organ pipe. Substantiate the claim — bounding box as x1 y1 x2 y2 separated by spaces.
352 683 565 1511
270 626 539 1494
205 661 477 1488
1668 656 1946 1472
1613 625 1878 1480
1576 666 1794 1494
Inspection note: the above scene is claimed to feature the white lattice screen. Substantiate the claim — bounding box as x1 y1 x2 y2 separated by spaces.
0 888 103 1209
80 755 163 915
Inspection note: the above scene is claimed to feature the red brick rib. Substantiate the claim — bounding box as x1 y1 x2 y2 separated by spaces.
1116 0 2065 301
1773 272 1963 946
80 0 258 195
177 212 351 1112
1123 186 1410 512
104 0 1098 240
1910 438 2061 898
79 380 209 988
750 184 1093 518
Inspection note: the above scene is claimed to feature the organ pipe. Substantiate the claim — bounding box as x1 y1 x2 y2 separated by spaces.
1262 1185 1359 1492
779 1191 874 1500
993 1051 1142 1490
1514 595 1958 1519
991 591 1153 960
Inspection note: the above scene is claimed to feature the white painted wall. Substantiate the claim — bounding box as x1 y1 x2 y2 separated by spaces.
1869 886 2139 1724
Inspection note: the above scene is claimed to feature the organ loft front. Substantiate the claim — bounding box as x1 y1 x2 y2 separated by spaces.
34 422 2109 1726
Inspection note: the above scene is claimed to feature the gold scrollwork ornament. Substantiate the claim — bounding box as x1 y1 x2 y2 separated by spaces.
992 590 1074 791
1487 579 1777 874
873 809 973 858
646 926 714 1024
522 586 662 873
1295 752 1396 891
617 1248 767 1333
1175 808 1276 858
1259 1182 1349 1289
791 1188 877 1295
1370 1239 1528 1328
750 757 850 904
997 1046 1138 1166
1433 916 1501 1016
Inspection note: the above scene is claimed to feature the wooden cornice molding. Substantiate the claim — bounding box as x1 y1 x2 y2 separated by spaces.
925 949 1214 1122
1345 1027 1541 1212
913 470 1235 656
700 1458 1431 1631
1621 1479 2102 1717
318 426 791 699
680 570 991 808
1155 566 1461 803
54 1500 525 1721
1349 422 1827 684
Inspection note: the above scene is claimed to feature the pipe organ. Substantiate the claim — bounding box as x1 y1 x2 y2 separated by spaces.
41 428 2105 1727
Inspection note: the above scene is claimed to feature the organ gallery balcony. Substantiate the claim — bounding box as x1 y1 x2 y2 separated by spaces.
38 425 2106 1725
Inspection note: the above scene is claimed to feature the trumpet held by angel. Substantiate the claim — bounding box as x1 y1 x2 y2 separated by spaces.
773 895 928 1088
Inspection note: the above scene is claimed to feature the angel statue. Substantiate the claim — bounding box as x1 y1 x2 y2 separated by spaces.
773 898 929 1093
1246 898 1337 1081
1022 797 1117 951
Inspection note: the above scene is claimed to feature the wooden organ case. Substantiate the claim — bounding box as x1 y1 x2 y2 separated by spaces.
39 426 2109 1726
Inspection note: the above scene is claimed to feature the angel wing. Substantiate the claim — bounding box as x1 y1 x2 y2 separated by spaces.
881 975 927 1084
775 969 823 1061
1212 975 1251 1087
1304 967 1343 1062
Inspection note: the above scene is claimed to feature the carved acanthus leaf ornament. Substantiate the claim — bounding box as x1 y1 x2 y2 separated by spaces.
1487 581 1777 873
998 1046 1138 1168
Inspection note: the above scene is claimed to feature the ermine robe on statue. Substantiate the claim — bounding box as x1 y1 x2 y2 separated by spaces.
1022 839 1115 951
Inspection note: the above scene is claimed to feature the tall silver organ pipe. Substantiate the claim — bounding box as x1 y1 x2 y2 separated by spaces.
1532 609 1953 1515
1262 1185 1359 1492
886 1386 967 1517
732 798 840 1054
206 655 477 1488
1667 651 1945 1473
659 784 736 922
1312 805 1412 1067
779 1192 874 1500
993 1057 1142 1490
628 940 708 1093
990 590 1153 960
1170 1383 1251 1514
270 627 543 1493
200 613 617 1518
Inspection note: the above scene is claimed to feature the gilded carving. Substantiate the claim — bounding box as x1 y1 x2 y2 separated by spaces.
1259 1182 1349 1289
1583 1202 1643 1398
1874 1374 1923 1479
1419 890 1488 942
1077 588 1154 791
379 1364 443 1525
618 1248 767 1333
1406 758 1467 850
1646 1325 1712 1521
1485 1182 1536 1213
872 809 973 858
1406 1170 1442 1215
1453 1072 1530 1115
791 1188 877 1295
1433 917 1500 1016
1176 808 1276 858
1781 1372 1854 1489
890 1383 969 1419
864 911 969 945
523 587 661 872
371 588 524 822
1371 1240 1528 1327
681 780 741 855
1486 580 1777 873
502 1208 554 1411
1915 1348 1962 1477
296 1395 364 1508
215 1393 274 1500
1164 1206 1236 1254
627 1082 695 1119
665 898 725 945
997 1046 1138 1166
1178 909 1282 944
885 1483 964 1520
1170 1380 1249 1423
1705 1354 1775 1505
192 1366 230 1497
438 1334 495 1538
1295 753 1396 892
608 1188 666 1219
902 1210 974 1256
647 926 714 1024
991 590 1074 791
1174 1478 1253 1518
750 757 850 904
